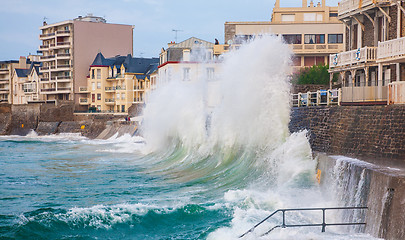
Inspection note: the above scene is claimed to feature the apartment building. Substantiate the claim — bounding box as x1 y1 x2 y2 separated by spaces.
38 14 133 110
215 0 344 72
0 56 39 104
329 0 405 105
81 53 159 113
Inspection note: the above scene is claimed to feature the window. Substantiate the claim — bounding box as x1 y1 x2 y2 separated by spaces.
328 34 343 44
281 14 295 22
97 94 101 100
121 93 125 100
92 82 95 91
282 34 302 44
304 34 325 44
97 69 101 79
92 69 95 79
97 105 101 111
92 94 95 102
304 13 316 21
121 105 125 113
183 68 190 81
206 68 215 80
97 82 101 89
329 13 338 17
117 93 120 100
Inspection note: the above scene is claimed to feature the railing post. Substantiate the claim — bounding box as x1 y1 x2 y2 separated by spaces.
282 210 286 228
322 208 326 232
338 88 342 106
298 93 301 107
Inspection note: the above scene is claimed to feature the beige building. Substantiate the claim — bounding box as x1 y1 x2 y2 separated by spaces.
0 56 39 104
159 37 217 83
329 0 405 105
38 14 133 110
215 0 344 72
12 63 43 104
81 53 159 113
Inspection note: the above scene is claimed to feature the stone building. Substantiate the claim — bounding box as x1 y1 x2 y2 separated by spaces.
38 14 133 110
215 0 344 72
329 0 405 105
82 53 158 114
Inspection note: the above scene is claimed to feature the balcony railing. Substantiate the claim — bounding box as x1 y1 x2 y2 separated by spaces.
133 98 144 103
388 81 405 104
341 80 388 103
377 36 405 61
338 0 390 16
40 55 55 60
40 32 55 38
79 87 88 92
50 76 71 81
79 98 89 104
105 98 115 103
329 47 377 69
56 30 70 35
41 87 71 93
40 45 49 49
292 89 340 107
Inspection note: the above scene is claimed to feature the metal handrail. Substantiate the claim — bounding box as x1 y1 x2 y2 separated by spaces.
239 206 368 238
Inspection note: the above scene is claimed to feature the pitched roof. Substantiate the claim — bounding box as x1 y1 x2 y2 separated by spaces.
15 68 29 78
169 37 214 49
90 53 159 75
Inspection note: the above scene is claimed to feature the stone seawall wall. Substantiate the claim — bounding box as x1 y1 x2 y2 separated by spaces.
0 103 131 138
289 105 405 160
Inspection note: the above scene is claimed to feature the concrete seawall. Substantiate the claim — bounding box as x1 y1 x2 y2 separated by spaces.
316 153 405 240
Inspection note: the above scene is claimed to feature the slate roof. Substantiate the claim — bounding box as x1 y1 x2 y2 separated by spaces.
15 68 29 78
169 37 214 49
90 53 159 76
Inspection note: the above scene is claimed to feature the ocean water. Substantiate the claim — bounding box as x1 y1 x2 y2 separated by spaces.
0 36 377 239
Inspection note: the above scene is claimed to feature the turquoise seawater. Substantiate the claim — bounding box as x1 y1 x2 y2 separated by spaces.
0 134 237 239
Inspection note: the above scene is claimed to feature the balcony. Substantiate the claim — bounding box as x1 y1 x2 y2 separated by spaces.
0 68 9 74
56 30 71 36
377 37 405 63
338 0 390 17
341 80 388 103
329 47 377 70
105 98 115 104
40 32 55 39
50 65 72 71
50 76 71 82
292 43 344 54
41 87 71 94
39 45 49 49
56 53 71 59
388 81 405 104
105 87 115 92
51 42 71 49
79 87 89 93
0 88 10 93
133 98 144 103
40 55 55 61
79 98 89 105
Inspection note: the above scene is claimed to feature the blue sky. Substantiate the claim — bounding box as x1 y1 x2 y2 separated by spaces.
0 0 340 60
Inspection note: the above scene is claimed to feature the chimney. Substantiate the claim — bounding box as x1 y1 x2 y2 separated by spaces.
275 0 280 8
310 0 314 7
167 41 176 48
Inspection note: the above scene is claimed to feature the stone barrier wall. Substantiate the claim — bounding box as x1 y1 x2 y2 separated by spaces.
290 105 405 160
